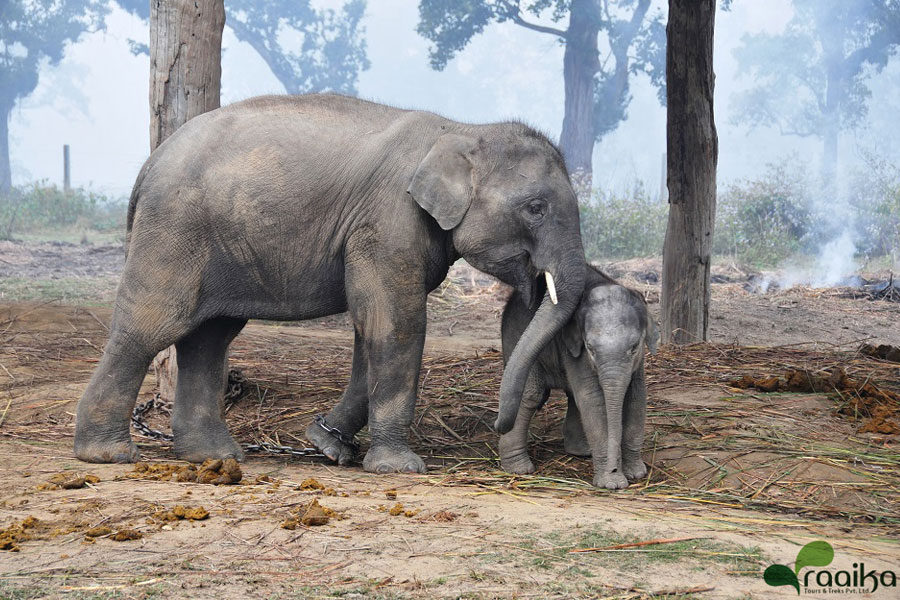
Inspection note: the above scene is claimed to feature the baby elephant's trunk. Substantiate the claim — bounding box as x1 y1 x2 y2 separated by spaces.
599 372 629 487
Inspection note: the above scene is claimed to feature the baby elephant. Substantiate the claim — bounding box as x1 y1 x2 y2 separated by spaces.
499 266 657 489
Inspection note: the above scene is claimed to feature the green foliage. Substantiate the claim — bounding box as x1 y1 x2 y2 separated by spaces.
0 0 109 191
715 157 900 268
0 181 126 240
216 0 370 95
115 0 370 95
416 0 665 144
715 163 813 267
849 155 900 260
579 183 667 261
0 1 108 103
731 0 900 146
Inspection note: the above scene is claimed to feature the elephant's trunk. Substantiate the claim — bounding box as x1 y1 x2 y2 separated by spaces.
495 253 585 433
599 372 629 477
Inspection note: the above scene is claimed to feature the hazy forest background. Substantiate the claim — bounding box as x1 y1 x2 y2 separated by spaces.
3 0 900 286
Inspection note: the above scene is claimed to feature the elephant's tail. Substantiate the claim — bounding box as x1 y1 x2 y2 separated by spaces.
124 160 152 259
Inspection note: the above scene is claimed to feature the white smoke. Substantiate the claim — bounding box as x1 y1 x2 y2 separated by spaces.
768 178 860 291
810 230 858 287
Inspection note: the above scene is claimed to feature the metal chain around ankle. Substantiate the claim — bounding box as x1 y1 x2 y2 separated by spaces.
313 414 361 455
128 371 359 459
131 395 174 442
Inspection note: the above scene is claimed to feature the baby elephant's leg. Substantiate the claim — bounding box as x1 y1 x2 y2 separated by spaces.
622 369 648 481
563 391 591 456
499 372 547 475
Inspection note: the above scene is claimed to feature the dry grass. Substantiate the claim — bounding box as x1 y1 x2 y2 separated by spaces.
2 299 899 532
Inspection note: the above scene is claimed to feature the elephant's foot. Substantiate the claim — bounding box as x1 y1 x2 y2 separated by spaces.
306 419 357 466
500 454 536 475
362 445 426 474
499 436 536 474
623 454 647 481
594 461 629 490
173 422 244 463
563 436 591 457
74 434 140 464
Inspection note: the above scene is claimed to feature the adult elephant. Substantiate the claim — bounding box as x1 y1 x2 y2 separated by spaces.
74 94 586 474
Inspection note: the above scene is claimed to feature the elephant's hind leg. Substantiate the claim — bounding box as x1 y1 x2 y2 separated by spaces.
172 317 247 463
306 327 369 465
75 300 193 463
74 329 156 463
563 391 591 457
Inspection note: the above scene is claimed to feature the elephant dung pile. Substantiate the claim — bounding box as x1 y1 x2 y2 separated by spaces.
859 343 900 363
730 367 900 434
81 526 143 542
36 472 100 491
123 458 242 485
281 498 344 528
153 505 210 522
0 516 39 552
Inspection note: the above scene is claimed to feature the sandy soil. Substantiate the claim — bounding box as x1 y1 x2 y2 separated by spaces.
1 242 900 599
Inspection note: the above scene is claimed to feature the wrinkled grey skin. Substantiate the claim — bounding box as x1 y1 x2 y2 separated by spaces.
73 94 586 474
499 266 658 489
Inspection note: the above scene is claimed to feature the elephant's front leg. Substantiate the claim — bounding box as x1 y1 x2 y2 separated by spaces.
360 308 428 473
563 356 625 489
622 367 648 482
345 255 429 473
306 328 369 465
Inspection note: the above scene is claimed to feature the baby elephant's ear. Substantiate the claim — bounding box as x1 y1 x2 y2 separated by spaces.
645 318 660 355
407 133 478 230
562 319 583 358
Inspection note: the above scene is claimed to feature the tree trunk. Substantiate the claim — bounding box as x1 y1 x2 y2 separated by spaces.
150 0 225 150
660 0 718 345
0 103 11 194
558 0 600 196
820 48 842 186
149 0 225 400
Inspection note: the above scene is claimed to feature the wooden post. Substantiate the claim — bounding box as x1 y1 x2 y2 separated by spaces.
63 144 71 193
659 0 718 345
149 0 225 401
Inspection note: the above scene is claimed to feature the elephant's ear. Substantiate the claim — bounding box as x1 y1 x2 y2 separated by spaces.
562 319 583 358
407 133 478 230
628 287 659 355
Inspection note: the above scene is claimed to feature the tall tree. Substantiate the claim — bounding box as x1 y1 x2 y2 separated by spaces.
149 0 225 400
227 0 369 95
416 0 665 188
731 0 900 182
118 0 370 96
660 0 717 345
0 0 108 193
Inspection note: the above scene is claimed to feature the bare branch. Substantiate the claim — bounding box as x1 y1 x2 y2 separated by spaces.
508 9 568 39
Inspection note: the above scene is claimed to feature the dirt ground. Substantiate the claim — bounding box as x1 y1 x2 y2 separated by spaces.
1 241 899 599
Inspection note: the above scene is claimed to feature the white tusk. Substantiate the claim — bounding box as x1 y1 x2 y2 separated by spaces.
545 271 558 305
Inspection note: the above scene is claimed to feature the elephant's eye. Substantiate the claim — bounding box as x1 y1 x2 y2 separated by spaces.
526 200 546 219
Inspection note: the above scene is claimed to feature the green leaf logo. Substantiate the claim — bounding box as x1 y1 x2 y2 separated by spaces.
794 541 834 575
765 564 800 594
